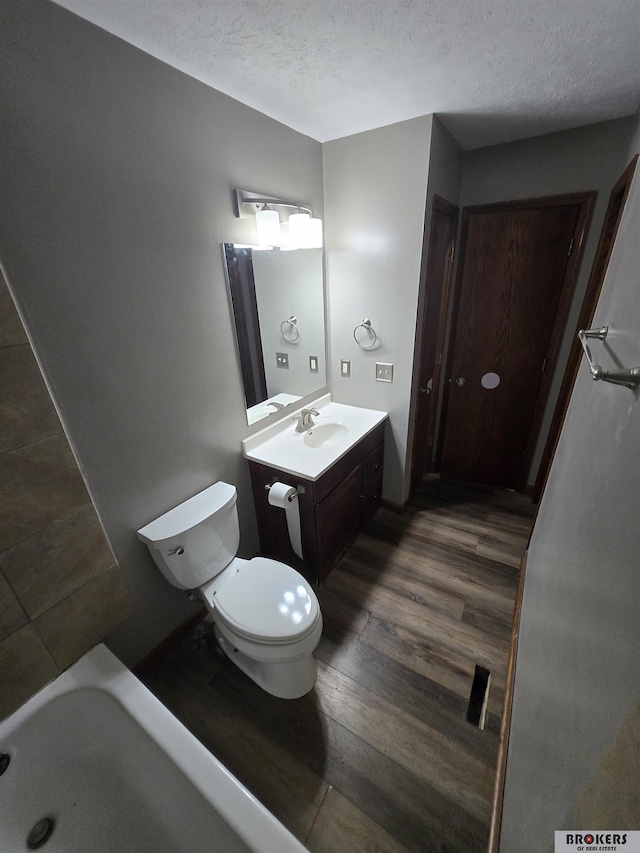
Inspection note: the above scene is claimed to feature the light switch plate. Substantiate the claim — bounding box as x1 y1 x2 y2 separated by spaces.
376 362 393 382
309 355 319 373
276 352 289 369
340 359 351 378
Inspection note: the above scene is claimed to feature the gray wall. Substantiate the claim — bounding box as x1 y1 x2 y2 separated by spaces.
323 117 433 505
500 115 640 847
424 117 464 210
460 116 637 483
0 0 323 666
628 107 640 159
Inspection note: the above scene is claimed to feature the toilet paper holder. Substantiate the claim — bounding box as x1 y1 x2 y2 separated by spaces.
265 481 305 560
264 482 305 495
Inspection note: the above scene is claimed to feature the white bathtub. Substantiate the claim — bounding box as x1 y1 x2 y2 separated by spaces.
0 644 307 852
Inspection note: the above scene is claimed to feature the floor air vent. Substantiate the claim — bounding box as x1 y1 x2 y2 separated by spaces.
467 665 491 730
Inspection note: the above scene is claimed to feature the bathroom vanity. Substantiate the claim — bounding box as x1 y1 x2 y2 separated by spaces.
243 398 387 583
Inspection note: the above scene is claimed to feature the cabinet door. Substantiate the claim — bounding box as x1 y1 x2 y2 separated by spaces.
248 461 317 583
316 467 361 581
361 443 384 520
361 442 384 484
362 472 383 521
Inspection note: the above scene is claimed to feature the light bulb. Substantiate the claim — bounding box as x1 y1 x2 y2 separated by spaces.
288 212 310 248
255 207 280 247
307 217 323 248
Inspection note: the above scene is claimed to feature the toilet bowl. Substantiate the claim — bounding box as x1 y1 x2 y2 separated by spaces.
137 482 322 699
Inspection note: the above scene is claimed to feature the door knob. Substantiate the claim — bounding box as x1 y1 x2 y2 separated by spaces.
455 377 465 387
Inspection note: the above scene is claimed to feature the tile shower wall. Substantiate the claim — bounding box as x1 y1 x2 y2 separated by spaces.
0 271 131 719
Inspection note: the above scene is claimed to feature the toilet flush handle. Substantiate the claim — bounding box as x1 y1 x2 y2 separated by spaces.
167 546 184 556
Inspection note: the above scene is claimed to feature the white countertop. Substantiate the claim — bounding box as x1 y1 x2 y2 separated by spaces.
242 394 388 481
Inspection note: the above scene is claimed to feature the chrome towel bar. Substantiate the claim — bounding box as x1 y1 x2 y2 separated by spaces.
578 326 640 390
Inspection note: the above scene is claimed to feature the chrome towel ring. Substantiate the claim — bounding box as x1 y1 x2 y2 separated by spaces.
281 316 300 343
353 318 378 349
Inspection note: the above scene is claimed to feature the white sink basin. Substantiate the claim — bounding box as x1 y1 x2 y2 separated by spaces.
242 396 387 481
303 422 348 448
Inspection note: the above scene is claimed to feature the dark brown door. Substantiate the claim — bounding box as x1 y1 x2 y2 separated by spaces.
410 196 458 489
440 204 579 489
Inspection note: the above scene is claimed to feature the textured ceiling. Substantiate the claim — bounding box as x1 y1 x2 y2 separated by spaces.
52 0 640 149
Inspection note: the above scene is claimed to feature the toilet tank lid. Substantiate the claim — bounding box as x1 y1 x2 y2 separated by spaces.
137 482 237 544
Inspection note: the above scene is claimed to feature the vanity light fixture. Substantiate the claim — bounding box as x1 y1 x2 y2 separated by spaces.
233 189 322 249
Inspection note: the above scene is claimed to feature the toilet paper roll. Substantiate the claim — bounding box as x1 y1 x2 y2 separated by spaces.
267 482 303 559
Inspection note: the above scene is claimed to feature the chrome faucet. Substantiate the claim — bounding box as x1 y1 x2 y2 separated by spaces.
268 401 285 411
294 407 319 432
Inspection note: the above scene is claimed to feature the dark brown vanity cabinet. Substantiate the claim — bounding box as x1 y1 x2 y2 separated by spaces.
248 422 384 584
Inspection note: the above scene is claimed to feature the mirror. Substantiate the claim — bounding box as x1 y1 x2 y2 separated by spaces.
222 244 327 425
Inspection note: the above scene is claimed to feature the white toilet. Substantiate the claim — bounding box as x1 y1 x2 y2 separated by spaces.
137 481 322 699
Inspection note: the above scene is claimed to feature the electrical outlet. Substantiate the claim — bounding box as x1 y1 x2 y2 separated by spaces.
276 352 289 369
376 362 394 382
340 359 351 378
309 355 319 373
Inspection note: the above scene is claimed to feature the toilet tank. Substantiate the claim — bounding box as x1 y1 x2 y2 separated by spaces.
137 482 240 590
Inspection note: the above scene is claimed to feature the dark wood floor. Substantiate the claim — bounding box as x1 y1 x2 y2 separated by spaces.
141 479 535 852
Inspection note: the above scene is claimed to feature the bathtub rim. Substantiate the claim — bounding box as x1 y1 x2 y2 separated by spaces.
0 643 307 853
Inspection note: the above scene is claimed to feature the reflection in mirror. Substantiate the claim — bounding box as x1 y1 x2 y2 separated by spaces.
222 244 327 425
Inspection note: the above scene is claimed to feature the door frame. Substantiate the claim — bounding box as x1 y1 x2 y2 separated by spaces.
533 156 638 502
222 243 268 408
438 191 596 490
409 195 459 492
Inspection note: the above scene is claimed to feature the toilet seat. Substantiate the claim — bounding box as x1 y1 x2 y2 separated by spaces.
211 557 319 644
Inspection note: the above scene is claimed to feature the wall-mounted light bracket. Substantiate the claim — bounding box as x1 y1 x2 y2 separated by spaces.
233 189 313 220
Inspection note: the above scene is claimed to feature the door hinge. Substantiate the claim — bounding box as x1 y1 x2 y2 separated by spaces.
428 435 434 448
541 357 547 373
437 352 442 366
449 244 455 264
567 237 574 257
